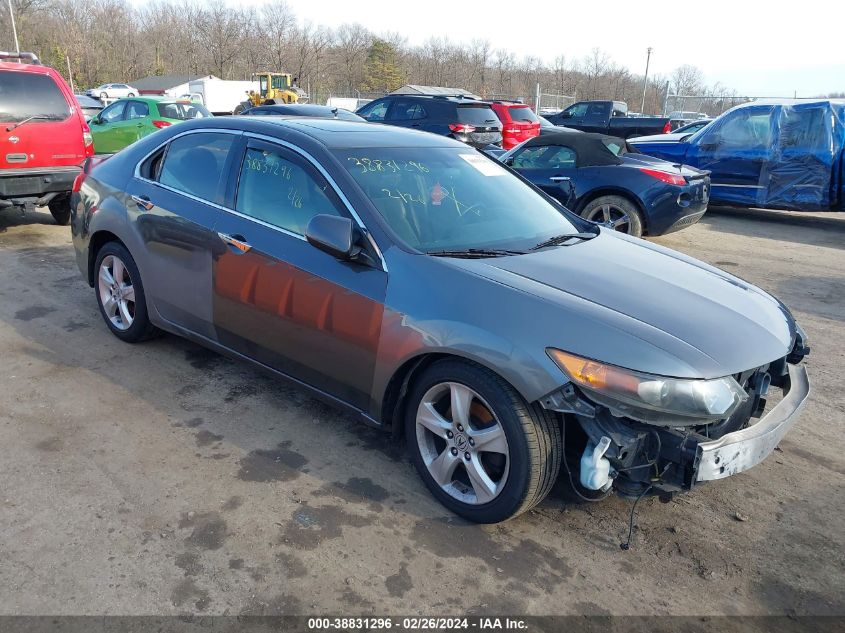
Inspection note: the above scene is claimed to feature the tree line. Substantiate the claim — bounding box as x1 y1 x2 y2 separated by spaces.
3 0 750 115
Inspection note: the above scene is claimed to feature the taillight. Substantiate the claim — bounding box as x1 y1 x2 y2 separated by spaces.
72 171 86 193
82 122 94 157
152 120 172 129
504 127 520 134
73 155 110 193
662 121 672 134
449 123 475 134
640 168 686 186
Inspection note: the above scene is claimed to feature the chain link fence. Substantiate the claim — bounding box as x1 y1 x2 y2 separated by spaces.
535 92 577 114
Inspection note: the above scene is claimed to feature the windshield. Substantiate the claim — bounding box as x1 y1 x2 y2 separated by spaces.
0 71 71 123
157 101 211 120
338 148 583 252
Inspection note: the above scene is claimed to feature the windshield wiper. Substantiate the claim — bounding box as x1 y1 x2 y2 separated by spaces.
427 248 527 258
6 115 53 132
531 232 597 251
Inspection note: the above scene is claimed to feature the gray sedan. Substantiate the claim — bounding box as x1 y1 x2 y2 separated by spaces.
70 117 810 523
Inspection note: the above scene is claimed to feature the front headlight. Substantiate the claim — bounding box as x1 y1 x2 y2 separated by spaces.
547 349 747 426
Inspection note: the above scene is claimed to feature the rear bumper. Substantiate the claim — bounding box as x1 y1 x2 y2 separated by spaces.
0 166 80 205
695 363 810 481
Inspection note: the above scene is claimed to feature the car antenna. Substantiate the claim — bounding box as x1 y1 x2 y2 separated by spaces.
620 484 652 550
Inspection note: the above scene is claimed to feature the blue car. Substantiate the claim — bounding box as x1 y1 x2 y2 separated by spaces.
501 130 710 237
629 100 845 211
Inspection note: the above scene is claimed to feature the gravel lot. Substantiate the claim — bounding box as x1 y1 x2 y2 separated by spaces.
0 206 843 617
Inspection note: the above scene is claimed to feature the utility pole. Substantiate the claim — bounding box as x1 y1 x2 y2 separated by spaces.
66 55 74 92
7 0 20 54
640 47 653 113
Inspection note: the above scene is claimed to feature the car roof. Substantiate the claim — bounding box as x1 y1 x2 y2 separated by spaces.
381 94 492 105
173 116 467 150
0 61 56 75
254 104 343 114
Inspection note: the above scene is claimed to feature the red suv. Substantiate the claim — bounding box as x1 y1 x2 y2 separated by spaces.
0 52 93 225
490 101 541 150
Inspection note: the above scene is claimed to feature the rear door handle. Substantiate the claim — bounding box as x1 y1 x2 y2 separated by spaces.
550 176 571 183
218 232 252 253
131 194 154 210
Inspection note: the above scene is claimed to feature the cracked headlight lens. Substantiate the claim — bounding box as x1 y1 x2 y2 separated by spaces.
547 349 747 426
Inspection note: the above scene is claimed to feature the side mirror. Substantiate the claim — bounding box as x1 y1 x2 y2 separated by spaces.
306 215 356 260
503 156 514 166
698 133 721 150
91 116 102 125
561 111 573 118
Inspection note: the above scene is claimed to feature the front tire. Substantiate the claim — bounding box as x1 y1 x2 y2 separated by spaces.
127 92 135 97
94 242 158 343
99 92 107 100
48 196 71 225
581 195 644 237
405 359 561 523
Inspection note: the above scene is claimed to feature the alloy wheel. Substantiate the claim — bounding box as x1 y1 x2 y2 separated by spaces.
415 382 510 505
97 255 136 331
587 203 632 233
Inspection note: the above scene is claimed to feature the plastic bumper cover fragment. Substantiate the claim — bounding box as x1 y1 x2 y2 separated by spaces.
695 363 810 482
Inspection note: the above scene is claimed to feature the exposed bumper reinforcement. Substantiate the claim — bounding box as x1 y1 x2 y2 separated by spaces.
695 363 810 482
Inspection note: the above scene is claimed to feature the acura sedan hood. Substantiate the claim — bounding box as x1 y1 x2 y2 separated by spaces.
453 231 795 378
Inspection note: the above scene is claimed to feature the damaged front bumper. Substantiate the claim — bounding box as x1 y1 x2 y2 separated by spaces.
695 363 809 481
544 355 810 497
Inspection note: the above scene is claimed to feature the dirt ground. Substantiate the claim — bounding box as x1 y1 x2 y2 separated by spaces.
0 205 843 617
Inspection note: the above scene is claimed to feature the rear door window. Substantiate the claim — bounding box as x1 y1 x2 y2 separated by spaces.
387 100 427 121
779 107 828 151
235 143 344 235
586 102 611 119
0 70 71 122
158 132 236 204
125 101 149 119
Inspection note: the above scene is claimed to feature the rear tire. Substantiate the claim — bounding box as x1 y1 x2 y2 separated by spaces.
405 359 561 523
581 195 644 237
94 242 158 343
127 92 135 97
48 196 71 225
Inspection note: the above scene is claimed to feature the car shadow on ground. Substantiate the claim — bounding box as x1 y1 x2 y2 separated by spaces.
700 206 845 251
0 208 57 233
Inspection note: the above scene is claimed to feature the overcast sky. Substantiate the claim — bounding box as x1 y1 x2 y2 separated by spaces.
234 0 844 96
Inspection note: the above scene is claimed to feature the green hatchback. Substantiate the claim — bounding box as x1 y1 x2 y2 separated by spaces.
90 97 212 154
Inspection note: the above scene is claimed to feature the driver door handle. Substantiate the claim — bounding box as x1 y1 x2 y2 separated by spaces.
218 232 252 253
550 176 571 182
131 194 154 210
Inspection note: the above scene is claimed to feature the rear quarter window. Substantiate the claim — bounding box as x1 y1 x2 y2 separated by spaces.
0 71 71 123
